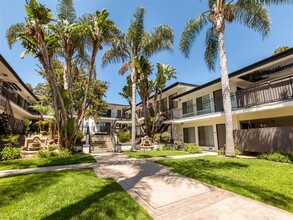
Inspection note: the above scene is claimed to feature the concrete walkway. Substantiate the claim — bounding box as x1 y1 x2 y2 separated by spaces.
0 163 95 178
93 153 293 220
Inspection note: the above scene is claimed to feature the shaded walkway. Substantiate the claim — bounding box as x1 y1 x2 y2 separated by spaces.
93 153 293 220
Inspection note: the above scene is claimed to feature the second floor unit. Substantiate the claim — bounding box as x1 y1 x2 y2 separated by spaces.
124 82 198 119
0 54 40 120
99 103 129 120
165 48 293 121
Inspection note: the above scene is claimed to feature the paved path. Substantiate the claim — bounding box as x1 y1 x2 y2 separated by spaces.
93 153 293 220
0 163 95 177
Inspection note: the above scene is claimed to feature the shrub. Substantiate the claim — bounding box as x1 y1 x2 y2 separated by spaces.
185 144 202 154
23 119 32 136
48 144 58 151
174 141 186 151
58 148 73 156
218 146 241 156
153 133 161 143
218 147 225 155
76 131 84 144
34 150 51 158
258 152 293 164
40 131 47 135
161 131 171 143
0 134 19 148
0 147 21 160
118 131 131 143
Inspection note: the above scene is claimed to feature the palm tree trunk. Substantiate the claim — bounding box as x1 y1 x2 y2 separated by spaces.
77 43 98 129
218 31 235 157
131 60 137 149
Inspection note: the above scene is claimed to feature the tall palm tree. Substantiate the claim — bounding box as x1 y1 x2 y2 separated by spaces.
180 0 290 157
102 7 173 149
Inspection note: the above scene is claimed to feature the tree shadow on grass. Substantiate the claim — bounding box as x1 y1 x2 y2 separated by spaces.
158 158 293 212
0 171 64 207
42 180 150 220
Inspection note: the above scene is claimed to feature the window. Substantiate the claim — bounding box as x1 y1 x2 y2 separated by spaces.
196 95 211 115
183 127 196 143
117 110 121 118
198 126 214 146
182 100 194 117
160 97 168 111
169 93 178 109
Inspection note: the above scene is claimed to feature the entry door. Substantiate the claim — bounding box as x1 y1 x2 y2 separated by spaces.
216 124 226 149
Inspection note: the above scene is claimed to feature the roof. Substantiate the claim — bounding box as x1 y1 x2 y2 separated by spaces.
107 103 129 107
137 82 197 106
0 54 39 102
173 47 293 100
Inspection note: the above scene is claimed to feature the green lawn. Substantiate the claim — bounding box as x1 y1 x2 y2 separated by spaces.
0 154 96 170
158 156 293 212
123 150 189 159
0 168 152 220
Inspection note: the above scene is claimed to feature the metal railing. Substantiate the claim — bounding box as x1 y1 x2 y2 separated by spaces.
165 76 293 120
100 112 131 120
0 86 39 115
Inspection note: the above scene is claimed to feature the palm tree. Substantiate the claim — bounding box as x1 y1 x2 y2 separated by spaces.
6 0 116 148
272 46 290 55
180 0 290 157
102 7 173 149
151 63 176 136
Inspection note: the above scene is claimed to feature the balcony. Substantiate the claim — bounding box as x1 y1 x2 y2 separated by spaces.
100 112 131 120
166 76 293 120
0 86 39 115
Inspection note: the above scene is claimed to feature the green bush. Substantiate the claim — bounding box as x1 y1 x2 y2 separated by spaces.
58 148 73 156
35 150 51 158
218 147 241 156
258 152 293 164
35 150 60 158
0 135 19 148
0 147 21 160
161 131 171 143
218 147 225 155
174 141 186 151
48 144 58 151
40 131 47 135
118 131 130 143
76 131 84 144
153 133 161 143
185 144 202 154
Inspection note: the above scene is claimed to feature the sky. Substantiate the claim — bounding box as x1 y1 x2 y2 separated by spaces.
0 0 292 105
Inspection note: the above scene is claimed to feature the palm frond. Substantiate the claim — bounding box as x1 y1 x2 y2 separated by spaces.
180 14 208 58
57 0 77 23
6 23 26 48
208 0 217 9
204 27 219 71
126 7 145 54
235 1 271 37
143 25 174 56
119 62 130 75
223 5 235 22
101 48 128 68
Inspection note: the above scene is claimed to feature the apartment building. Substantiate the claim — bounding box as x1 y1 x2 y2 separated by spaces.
0 54 40 134
164 49 293 153
82 103 129 135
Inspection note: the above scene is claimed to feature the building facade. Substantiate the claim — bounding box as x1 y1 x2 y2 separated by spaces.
0 54 40 134
164 49 293 153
